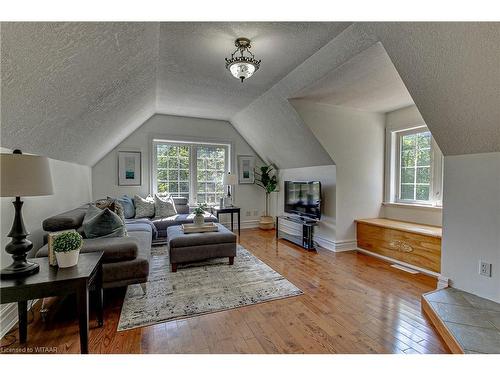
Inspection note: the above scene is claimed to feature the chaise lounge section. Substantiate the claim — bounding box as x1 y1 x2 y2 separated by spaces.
35 196 218 288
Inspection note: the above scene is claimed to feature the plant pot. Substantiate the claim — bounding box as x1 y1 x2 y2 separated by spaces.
193 214 205 226
55 248 80 268
259 215 274 230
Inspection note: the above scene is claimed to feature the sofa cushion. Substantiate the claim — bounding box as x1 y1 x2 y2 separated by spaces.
134 195 155 218
112 195 135 219
83 205 125 238
126 218 158 239
42 205 89 232
172 197 189 214
154 194 177 218
151 213 217 232
36 236 139 262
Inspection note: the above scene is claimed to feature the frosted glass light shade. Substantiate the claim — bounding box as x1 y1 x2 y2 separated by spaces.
1 153 54 197
229 62 256 82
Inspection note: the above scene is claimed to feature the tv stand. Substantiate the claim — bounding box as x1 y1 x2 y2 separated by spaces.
276 216 318 250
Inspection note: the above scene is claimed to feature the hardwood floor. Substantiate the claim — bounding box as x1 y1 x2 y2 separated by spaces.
0 229 449 354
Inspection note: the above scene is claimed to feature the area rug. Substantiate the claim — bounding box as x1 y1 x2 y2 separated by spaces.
117 245 303 331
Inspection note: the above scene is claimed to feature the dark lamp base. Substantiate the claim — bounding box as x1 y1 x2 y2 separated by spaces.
1 260 40 279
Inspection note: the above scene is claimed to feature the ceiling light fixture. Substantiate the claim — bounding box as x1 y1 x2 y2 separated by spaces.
225 37 261 83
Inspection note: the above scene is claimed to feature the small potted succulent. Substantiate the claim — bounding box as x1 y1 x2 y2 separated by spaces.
193 203 208 226
53 231 83 268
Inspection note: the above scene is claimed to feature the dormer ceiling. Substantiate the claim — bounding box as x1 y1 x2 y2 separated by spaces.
1 22 499 168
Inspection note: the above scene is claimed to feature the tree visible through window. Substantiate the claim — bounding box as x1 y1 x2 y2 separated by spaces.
153 141 228 205
399 130 432 201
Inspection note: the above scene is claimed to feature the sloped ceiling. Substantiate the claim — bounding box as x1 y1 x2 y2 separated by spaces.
1 22 499 168
291 42 414 113
231 22 500 169
362 22 500 155
0 22 348 166
157 22 350 120
1 22 158 166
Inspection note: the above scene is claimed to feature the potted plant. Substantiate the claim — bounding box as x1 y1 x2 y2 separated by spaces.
255 165 278 230
193 203 208 226
53 231 83 268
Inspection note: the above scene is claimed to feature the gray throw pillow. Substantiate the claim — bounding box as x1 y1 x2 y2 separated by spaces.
134 195 155 218
83 205 125 239
113 195 135 219
154 194 177 218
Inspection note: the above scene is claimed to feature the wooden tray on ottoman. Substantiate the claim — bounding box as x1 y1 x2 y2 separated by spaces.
182 222 219 234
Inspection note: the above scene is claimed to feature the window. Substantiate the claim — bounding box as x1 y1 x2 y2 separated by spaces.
386 126 443 206
152 140 229 205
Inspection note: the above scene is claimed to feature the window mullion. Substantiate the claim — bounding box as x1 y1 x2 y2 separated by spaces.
191 145 197 205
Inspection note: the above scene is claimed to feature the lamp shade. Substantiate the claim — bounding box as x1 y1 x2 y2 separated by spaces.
223 173 238 186
1 153 54 197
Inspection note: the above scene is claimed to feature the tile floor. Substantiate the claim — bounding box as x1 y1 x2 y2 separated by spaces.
424 288 500 353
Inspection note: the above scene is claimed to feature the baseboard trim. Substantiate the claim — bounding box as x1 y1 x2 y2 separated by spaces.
1 303 18 339
314 237 357 252
218 219 260 229
356 248 440 278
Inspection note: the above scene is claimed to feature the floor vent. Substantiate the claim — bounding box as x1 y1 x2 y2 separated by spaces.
391 263 419 274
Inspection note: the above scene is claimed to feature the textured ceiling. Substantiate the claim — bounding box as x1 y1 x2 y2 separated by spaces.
291 42 414 113
362 22 500 155
1 22 499 169
156 22 350 120
1 22 158 166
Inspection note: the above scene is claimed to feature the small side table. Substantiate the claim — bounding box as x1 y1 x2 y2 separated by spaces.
0 252 104 354
213 206 241 236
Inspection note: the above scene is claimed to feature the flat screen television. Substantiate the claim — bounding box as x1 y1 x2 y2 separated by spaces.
284 181 322 220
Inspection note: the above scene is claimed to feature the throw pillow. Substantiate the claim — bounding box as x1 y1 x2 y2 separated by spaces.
95 198 127 236
114 195 135 219
83 205 126 239
134 194 155 218
154 194 177 218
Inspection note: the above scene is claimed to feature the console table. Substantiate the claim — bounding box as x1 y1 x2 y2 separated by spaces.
0 252 104 354
213 206 241 236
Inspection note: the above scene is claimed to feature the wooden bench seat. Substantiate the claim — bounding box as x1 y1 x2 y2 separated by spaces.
355 218 442 274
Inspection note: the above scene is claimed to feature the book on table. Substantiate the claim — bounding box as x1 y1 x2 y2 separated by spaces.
182 222 219 233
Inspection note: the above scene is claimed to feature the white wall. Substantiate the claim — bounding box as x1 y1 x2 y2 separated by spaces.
290 100 385 249
273 165 336 250
92 114 266 228
382 105 443 226
1 149 92 337
441 152 500 303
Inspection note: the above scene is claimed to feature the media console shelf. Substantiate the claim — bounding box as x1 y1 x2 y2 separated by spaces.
276 215 318 250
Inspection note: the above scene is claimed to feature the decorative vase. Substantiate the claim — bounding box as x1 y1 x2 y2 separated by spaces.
55 247 81 268
259 215 274 230
193 214 205 226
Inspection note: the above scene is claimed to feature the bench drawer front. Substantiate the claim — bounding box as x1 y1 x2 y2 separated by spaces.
356 222 441 273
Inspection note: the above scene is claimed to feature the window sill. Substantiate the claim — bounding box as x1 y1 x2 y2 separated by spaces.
382 202 443 211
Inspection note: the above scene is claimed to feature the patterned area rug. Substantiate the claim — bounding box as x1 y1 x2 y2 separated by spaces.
117 245 303 331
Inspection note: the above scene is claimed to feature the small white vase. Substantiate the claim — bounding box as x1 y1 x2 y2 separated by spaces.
55 248 80 268
193 214 205 226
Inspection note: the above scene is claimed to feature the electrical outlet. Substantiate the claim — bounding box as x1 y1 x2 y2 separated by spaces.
253 209 259 216
245 211 251 217
479 261 492 277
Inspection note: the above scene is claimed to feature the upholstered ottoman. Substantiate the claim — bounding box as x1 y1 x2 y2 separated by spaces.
167 223 237 272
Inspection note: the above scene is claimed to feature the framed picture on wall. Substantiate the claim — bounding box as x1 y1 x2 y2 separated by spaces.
118 151 141 186
237 155 255 184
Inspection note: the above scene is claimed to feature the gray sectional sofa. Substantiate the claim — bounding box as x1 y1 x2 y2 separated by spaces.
36 197 218 288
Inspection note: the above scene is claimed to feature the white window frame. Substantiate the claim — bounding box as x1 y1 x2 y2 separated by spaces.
385 125 443 207
151 139 231 206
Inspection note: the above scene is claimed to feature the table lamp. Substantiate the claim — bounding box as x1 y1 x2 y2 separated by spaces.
223 172 238 207
1 150 54 279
